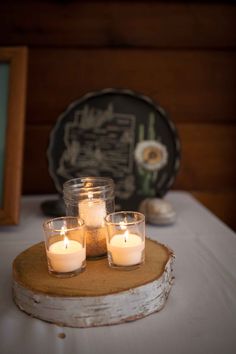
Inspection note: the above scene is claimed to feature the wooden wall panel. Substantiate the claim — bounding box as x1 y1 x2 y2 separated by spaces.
26 49 236 125
23 125 55 194
0 2 236 48
175 124 236 191
1 1 236 229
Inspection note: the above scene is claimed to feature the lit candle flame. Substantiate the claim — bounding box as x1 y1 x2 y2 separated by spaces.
60 226 69 249
124 230 129 243
60 225 66 236
120 221 127 231
88 191 93 200
64 235 69 249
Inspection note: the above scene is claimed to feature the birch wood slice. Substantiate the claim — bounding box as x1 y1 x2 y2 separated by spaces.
12 238 174 328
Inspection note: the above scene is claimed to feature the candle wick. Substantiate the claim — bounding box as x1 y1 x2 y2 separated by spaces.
124 230 128 243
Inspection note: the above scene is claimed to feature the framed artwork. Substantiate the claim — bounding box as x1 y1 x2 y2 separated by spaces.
0 47 27 225
48 89 181 211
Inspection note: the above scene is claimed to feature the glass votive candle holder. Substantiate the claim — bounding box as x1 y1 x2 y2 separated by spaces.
63 177 115 259
105 211 145 270
43 216 86 278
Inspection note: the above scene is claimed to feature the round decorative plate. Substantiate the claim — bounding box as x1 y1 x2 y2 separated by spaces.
48 89 181 210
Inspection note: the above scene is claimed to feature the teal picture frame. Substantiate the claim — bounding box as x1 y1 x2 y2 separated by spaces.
0 47 27 225
0 62 9 207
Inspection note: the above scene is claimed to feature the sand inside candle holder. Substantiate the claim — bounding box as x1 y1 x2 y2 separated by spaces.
85 226 107 258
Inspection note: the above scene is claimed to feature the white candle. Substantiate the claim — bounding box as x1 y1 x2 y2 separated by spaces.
79 192 106 228
47 238 85 273
108 232 144 266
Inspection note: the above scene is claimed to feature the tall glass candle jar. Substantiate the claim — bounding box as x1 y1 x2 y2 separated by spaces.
63 177 115 259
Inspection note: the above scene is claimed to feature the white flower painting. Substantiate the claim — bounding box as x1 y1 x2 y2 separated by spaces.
134 140 168 172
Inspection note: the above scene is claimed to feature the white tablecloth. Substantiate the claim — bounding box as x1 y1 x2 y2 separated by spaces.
0 191 235 354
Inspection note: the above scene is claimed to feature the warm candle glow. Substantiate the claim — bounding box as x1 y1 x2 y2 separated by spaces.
60 226 66 236
105 211 145 268
43 216 86 276
108 233 144 266
64 236 69 249
79 193 106 228
88 191 93 200
119 222 129 243
47 228 85 273
124 230 129 243
60 226 69 249
119 221 127 231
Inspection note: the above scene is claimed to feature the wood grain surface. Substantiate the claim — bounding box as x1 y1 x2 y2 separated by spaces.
12 238 174 327
0 2 235 48
12 238 172 297
25 49 236 125
1 1 235 229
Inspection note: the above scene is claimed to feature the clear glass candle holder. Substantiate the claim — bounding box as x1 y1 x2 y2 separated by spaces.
63 177 115 259
43 216 86 278
105 211 145 270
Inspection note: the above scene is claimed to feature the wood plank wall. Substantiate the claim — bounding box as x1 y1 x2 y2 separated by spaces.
0 1 236 230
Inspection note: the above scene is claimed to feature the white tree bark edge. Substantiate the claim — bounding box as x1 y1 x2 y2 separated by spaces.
12 254 174 328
